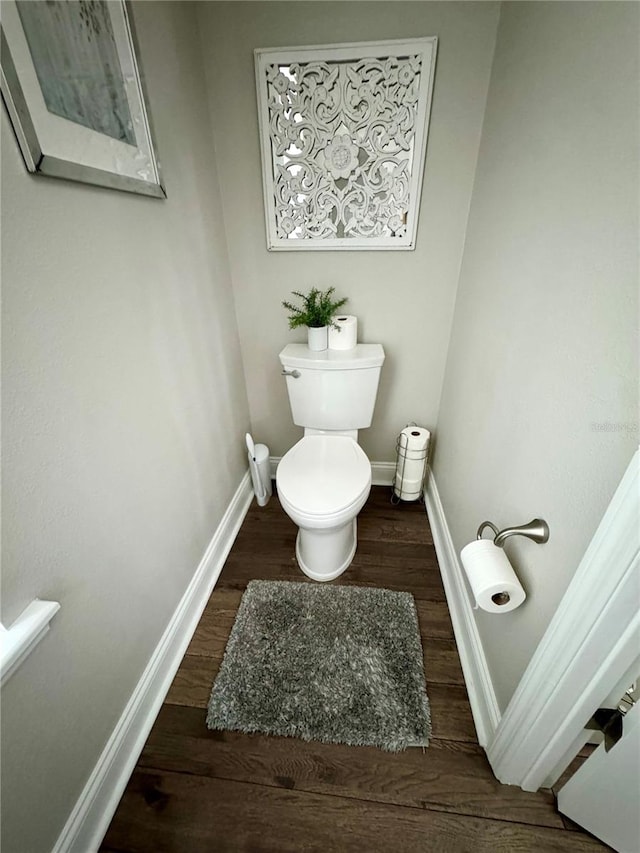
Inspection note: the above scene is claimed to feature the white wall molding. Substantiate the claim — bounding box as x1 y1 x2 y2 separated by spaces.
1 600 61 687
424 473 501 747
52 472 253 853
487 449 640 791
270 456 395 487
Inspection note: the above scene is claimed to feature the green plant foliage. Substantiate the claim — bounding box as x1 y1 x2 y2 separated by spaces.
282 287 348 330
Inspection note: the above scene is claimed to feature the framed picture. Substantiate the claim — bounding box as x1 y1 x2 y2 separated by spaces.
0 0 165 198
255 38 437 251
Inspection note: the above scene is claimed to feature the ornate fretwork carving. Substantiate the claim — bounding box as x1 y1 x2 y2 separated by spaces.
255 39 437 251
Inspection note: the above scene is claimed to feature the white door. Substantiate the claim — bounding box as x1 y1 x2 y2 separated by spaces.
558 698 640 852
486 450 640 795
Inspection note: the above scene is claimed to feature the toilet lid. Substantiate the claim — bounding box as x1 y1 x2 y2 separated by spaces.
277 435 371 516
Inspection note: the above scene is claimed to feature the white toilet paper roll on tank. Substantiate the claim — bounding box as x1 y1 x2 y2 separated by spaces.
460 539 526 613
328 315 358 350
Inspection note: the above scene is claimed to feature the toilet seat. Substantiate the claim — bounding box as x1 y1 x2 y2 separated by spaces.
276 435 371 518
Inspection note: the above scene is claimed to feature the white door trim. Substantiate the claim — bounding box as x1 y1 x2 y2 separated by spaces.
487 449 640 791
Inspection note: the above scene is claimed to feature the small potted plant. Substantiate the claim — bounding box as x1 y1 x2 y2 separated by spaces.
282 287 348 351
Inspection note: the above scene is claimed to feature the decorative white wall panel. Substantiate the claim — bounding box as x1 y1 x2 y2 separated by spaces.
255 39 438 251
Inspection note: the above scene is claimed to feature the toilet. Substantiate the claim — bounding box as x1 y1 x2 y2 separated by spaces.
276 342 385 581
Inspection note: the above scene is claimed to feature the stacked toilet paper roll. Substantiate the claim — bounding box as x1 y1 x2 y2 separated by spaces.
460 539 526 613
328 315 358 350
393 426 430 501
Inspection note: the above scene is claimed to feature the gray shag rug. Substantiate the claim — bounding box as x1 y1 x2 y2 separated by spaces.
206 580 431 752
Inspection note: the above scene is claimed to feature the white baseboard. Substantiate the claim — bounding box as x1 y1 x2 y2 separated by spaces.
270 456 395 487
52 472 253 853
370 461 395 486
270 456 279 479
424 473 501 747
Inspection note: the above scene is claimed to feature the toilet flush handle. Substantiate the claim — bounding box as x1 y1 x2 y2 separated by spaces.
281 369 301 378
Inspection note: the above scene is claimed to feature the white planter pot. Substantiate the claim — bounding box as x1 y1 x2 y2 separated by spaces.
307 326 328 351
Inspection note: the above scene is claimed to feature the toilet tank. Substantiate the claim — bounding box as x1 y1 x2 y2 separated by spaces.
279 343 385 431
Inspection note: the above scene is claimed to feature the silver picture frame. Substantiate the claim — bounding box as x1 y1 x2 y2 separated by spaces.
0 0 165 198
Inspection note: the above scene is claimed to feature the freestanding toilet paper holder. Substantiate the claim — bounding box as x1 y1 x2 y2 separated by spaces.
391 423 430 505
477 518 549 548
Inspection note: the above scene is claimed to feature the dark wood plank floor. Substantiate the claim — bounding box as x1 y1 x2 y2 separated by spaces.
101 487 607 852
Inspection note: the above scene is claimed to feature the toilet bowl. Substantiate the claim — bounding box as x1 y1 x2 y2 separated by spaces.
276 434 372 581
278 342 384 580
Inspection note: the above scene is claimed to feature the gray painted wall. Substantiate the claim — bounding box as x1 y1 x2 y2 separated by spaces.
3 2 637 849
433 1 639 712
1 4 250 851
197 1 500 462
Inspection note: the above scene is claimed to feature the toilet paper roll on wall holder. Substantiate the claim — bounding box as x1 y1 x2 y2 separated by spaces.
476 518 549 548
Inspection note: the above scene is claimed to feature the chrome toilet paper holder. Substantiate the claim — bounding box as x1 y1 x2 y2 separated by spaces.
477 518 549 548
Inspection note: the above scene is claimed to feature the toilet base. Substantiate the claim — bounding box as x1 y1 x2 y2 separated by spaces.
295 519 357 582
